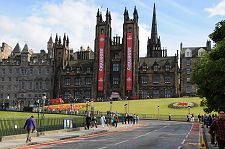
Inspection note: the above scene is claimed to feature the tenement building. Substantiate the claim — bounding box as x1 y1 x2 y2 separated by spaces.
0 43 53 109
179 40 211 97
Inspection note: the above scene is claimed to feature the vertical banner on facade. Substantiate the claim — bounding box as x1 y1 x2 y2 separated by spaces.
98 34 105 91
126 33 133 90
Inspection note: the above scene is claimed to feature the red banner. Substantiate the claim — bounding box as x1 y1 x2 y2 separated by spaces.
126 33 132 90
98 34 105 91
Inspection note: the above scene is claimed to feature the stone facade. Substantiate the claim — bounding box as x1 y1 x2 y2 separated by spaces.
0 43 53 109
0 42 12 61
179 41 211 97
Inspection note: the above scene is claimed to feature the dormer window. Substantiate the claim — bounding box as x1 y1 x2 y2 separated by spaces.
185 49 192 57
165 65 170 71
198 48 205 57
154 65 159 72
142 65 147 72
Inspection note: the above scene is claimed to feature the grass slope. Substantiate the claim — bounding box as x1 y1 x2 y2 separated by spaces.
90 97 210 116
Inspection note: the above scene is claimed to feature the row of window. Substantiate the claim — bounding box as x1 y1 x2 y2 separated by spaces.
141 76 171 84
66 67 91 74
0 93 46 99
141 89 171 99
21 81 50 90
64 91 91 99
1 68 51 75
142 65 170 72
184 48 205 58
65 78 92 86
1 60 51 65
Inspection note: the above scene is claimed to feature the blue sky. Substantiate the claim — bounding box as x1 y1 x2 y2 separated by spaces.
0 0 224 57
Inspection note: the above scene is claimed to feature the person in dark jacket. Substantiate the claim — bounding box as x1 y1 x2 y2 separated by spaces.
209 109 225 149
86 114 91 130
24 116 36 143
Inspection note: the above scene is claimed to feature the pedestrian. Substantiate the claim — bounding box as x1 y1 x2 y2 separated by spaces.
86 114 91 130
133 114 136 124
114 114 118 127
92 115 98 128
169 113 171 121
207 115 212 128
24 116 36 143
198 114 201 123
100 115 106 128
136 115 139 124
209 109 225 149
191 114 195 122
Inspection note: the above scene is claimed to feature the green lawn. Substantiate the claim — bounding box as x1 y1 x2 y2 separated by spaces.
89 97 215 116
0 111 79 119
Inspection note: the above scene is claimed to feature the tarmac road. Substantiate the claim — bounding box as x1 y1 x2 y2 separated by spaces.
31 120 200 149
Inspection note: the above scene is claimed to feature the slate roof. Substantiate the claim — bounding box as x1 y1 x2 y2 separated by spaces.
21 44 29 53
12 43 21 53
140 56 177 67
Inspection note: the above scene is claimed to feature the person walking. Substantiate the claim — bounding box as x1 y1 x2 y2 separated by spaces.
209 109 225 149
100 115 106 128
86 114 91 130
136 115 139 124
24 116 36 143
114 114 118 127
169 113 171 121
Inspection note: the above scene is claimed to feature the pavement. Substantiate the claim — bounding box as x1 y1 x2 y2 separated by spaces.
0 123 137 149
202 125 219 149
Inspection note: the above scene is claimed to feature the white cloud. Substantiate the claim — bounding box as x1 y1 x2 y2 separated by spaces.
205 0 225 17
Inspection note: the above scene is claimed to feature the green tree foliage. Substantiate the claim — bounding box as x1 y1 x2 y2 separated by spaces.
209 20 225 43
191 32 225 112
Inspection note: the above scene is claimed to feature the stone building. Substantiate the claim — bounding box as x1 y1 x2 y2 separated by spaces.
0 43 53 109
179 40 211 97
0 42 12 61
53 3 180 102
139 3 179 99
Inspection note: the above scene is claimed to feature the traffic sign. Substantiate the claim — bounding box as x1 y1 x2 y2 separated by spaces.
200 140 206 149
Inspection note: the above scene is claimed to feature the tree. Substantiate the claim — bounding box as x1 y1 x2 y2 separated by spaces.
209 20 225 43
191 20 225 113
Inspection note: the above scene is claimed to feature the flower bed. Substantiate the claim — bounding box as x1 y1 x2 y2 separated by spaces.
168 102 198 109
45 104 86 111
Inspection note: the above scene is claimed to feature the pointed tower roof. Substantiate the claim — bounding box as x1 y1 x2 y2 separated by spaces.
48 36 53 43
12 43 21 53
21 44 29 53
151 3 158 44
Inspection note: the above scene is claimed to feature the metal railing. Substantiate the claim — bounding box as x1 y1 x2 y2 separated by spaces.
0 117 86 137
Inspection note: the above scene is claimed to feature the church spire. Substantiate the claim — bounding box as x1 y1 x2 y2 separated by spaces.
151 3 158 44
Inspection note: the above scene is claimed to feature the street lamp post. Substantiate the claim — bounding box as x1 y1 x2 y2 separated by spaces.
37 99 40 127
86 101 89 115
188 106 191 114
42 93 46 118
124 104 127 113
110 101 112 113
158 105 160 120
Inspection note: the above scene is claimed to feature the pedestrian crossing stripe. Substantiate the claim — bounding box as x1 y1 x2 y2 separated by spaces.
200 140 206 149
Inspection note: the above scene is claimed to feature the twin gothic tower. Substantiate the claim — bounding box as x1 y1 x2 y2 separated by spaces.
92 7 139 99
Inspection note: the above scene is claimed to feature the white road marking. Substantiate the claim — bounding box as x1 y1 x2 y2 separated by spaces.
177 146 181 149
133 125 168 139
114 140 129 145
98 147 107 149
